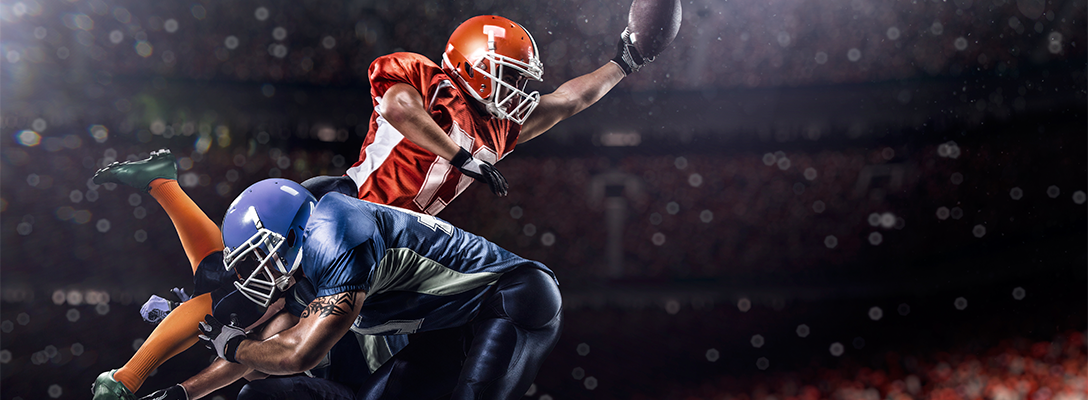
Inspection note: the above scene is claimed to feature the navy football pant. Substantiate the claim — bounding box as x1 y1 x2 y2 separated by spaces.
238 266 562 400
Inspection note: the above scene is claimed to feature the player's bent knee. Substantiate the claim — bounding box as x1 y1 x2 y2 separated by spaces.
498 266 562 330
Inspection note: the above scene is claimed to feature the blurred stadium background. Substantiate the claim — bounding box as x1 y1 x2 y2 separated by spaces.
1 0 1085 399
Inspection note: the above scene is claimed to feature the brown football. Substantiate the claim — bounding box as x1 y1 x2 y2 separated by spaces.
626 0 682 58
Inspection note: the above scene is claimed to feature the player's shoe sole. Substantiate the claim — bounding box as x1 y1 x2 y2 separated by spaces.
92 149 177 191
91 369 136 400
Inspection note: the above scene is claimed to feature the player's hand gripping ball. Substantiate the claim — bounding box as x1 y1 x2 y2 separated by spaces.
626 0 682 58
198 314 247 363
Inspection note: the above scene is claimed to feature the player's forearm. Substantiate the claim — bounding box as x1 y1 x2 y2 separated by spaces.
520 62 626 142
553 62 626 118
234 334 319 375
180 359 253 400
382 83 461 161
229 311 311 375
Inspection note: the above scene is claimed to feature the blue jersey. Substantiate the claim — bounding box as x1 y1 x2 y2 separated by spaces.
300 194 556 336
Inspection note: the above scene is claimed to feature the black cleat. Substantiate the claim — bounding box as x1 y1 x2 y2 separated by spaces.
92 149 177 191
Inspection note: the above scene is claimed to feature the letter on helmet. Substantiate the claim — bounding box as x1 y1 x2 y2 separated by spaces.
441 15 544 125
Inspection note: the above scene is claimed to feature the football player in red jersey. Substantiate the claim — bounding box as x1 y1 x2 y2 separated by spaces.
321 14 652 215
92 15 654 400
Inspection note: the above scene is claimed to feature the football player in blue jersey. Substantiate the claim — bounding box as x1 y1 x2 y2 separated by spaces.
89 150 406 400
197 178 563 400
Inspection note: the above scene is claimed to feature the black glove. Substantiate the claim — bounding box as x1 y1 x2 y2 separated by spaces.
140 384 189 400
611 28 653 76
452 148 508 197
197 314 246 363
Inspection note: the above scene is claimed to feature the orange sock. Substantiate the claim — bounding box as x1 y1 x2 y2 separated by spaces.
148 179 224 273
114 293 213 393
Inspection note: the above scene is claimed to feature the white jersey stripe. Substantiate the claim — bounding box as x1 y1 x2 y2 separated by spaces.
345 113 404 189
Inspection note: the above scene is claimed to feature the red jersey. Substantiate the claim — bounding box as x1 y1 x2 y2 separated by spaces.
346 53 521 215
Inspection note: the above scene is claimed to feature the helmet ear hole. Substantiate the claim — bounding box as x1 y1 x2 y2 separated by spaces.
286 229 296 248
464 62 474 78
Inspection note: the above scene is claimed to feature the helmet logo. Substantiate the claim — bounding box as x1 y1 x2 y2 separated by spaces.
243 206 264 230
482 25 506 38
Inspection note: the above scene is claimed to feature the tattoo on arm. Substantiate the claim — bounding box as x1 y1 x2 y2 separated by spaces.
300 292 357 319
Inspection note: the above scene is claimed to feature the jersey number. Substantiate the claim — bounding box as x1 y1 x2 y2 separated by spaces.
413 122 498 215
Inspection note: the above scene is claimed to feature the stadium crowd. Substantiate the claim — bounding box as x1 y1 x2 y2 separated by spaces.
1 0 1084 91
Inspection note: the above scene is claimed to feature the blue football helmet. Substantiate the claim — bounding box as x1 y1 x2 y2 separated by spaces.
221 179 316 307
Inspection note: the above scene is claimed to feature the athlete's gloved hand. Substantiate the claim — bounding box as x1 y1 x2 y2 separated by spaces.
140 294 180 324
197 314 246 363
611 28 653 76
140 384 189 400
452 147 508 197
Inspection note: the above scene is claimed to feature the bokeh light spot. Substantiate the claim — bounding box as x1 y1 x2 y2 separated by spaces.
954 37 968 51
954 297 968 310
665 299 680 315
847 48 861 62
576 343 590 356
1012 287 1026 300
750 334 765 348
853 337 866 349
651 232 665 246
706 348 719 362
829 342 844 356
869 306 883 321
737 298 751 312
584 376 597 390
1046 185 1060 198
135 41 153 57
16 130 40 146
868 231 883 245
541 232 555 246
699 210 713 223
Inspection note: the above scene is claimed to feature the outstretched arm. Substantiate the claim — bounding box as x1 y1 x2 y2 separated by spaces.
179 312 299 399
519 62 626 143
140 310 299 400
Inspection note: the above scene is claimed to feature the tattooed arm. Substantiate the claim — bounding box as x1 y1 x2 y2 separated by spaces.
233 290 366 375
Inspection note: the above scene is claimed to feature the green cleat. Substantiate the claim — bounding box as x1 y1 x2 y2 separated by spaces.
91 369 135 400
92 149 177 191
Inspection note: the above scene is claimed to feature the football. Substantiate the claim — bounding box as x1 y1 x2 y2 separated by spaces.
626 0 682 58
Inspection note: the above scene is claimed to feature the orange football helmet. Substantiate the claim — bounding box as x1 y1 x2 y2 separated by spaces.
442 15 543 124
